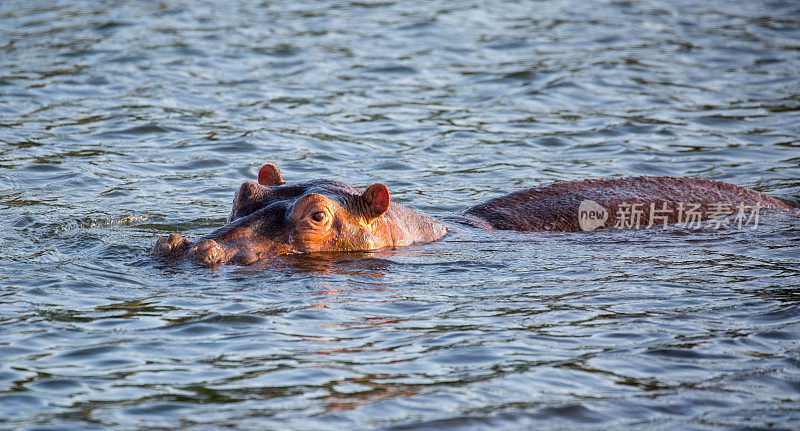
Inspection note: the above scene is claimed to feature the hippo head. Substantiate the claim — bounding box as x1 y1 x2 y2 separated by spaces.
152 163 446 266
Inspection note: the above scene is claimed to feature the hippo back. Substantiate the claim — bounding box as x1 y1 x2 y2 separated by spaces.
462 176 793 232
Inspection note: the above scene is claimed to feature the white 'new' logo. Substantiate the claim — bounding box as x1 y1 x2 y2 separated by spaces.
578 200 608 231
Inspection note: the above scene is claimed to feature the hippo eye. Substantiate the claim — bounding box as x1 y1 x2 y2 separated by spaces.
311 211 326 222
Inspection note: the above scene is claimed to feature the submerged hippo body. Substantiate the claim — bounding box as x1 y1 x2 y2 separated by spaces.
152 163 794 266
462 176 792 232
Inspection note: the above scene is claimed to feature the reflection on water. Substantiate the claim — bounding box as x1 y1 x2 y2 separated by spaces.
2 0 800 429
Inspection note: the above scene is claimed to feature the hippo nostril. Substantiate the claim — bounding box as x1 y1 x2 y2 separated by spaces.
152 233 190 258
191 239 225 266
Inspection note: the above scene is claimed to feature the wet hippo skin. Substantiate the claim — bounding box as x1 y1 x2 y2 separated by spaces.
152 163 794 266
463 176 792 232
153 163 446 266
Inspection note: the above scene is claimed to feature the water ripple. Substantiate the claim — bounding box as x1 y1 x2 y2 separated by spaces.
1 0 800 429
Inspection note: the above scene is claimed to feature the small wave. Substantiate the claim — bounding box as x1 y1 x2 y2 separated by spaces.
77 216 148 228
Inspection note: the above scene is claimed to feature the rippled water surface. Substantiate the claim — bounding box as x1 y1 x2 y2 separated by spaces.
2 0 800 429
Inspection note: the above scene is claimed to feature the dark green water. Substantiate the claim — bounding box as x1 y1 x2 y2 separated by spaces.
2 0 800 429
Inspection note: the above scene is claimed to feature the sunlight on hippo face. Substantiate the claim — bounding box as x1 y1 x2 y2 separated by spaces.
289 193 338 252
197 170 394 263
153 163 446 266
287 187 394 254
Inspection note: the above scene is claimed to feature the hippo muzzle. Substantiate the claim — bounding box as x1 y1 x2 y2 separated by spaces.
153 203 295 266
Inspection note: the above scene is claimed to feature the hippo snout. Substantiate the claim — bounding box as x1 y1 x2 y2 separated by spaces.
152 233 190 259
190 239 227 266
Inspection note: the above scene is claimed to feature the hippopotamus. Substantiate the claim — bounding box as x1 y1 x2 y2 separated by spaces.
152 163 794 266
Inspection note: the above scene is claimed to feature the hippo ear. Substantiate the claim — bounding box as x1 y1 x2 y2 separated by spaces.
362 183 390 222
258 162 285 186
